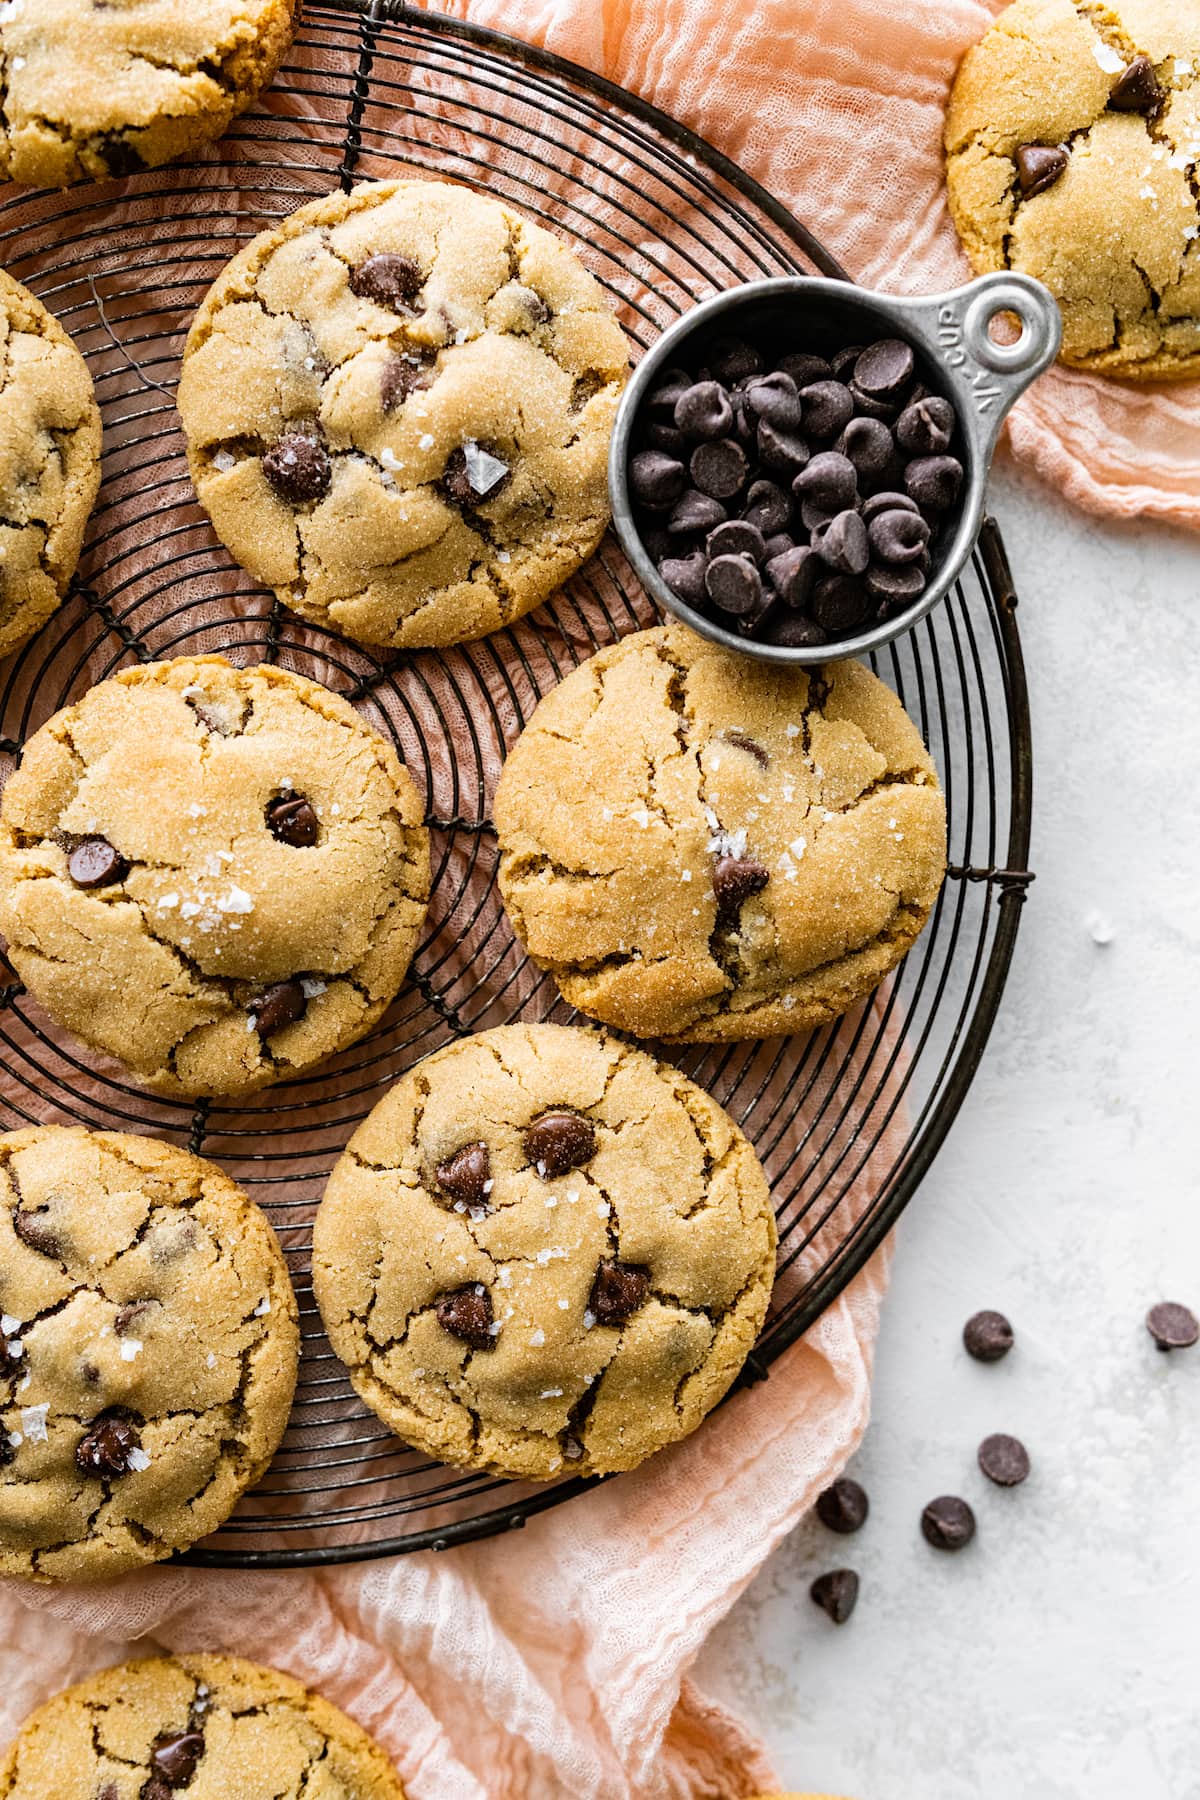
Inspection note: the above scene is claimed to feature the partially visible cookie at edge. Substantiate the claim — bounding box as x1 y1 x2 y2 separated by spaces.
0 0 298 188
0 1652 406 1796
0 270 101 660
177 178 630 650
0 1126 299 1583
312 1022 777 1482
945 0 1200 380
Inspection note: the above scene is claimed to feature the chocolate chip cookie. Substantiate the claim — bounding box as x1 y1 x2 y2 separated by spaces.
177 178 630 650
312 1022 777 1481
946 0 1200 379
0 656 430 1096
0 1652 406 1796
0 1126 298 1582
0 270 101 660
0 0 297 188
494 624 947 1041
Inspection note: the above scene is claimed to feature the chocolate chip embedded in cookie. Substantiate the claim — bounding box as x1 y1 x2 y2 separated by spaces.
178 178 631 652
311 1023 777 1482
0 1 298 188
0 655 430 1097
494 623 947 1042
0 1653 407 1797
946 0 1200 380
0 1126 298 1583
0 271 102 662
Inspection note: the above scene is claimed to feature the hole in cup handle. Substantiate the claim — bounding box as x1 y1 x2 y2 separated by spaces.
943 271 1063 427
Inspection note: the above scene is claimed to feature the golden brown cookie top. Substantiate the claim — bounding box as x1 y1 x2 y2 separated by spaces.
0 269 101 660
0 1652 405 1797
312 1022 777 1481
494 625 946 1042
0 1127 298 1583
945 0 1200 379
0 655 430 1096
178 178 630 650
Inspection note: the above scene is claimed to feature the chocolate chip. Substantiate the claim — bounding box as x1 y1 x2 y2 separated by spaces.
799 380 854 440
848 381 904 423
1109 53 1163 114
978 1432 1030 1487
349 252 424 311
766 543 819 608
659 552 707 607
812 574 870 633
646 422 690 458
1146 1301 1199 1351
793 449 858 511
904 454 964 512
668 491 727 535
0 1326 23 1378
810 1568 859 1624
150 1730 205 1787
756 418 810 474
963 1309 1014 1362
524 1111 596 1178
114 1299 153 1335
799 497 839 535
436 1142 491 1209
777 352 833 386
921 1494 976 1551
75 1410 143 1479
13 1209 60 1258
263 426 331 504
853 338 915 398
742 371 803 430
589 1258 651 1325
860 489 920 522
724 729 769 767
868 508 931 565
706 554 762 616
706 336 763 382
265 794 319 847
712 854 769 910
690 438 749 500
762 531 795 561
830 344 865 379
1015 143 1069 198
766 612 828 648
380 354 431 412
707 519 765 563
835 414 895 477
68 836 127 889
249 979 307 1038
646 369 693 419
435 1284 495 1350
813 509 869 575
742 478 792 536
96 133 146 177
630 449 686 507
142 1782 173 1800
816 1475 869 1534
865 562 927 609
896 395 955 456
674 380 734 440
442 442 511 506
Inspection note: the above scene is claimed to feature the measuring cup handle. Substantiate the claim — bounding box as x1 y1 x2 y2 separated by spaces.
905 272 1062 453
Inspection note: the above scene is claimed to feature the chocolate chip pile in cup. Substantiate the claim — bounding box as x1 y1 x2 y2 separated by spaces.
627 331 964 647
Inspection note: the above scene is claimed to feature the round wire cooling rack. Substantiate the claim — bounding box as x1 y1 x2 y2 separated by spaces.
0 0 1034 1566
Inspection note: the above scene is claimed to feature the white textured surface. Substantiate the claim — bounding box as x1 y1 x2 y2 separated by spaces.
693 464 1200 1800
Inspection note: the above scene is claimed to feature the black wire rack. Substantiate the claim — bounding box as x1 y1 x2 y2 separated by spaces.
0 0 1033 1565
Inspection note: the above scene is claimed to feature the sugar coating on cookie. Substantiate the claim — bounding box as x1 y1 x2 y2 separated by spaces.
312 1022 777 1481
0 656 431 1096
945 0 1200 380
177 179 630 650
0 270 101 659
0 0 297 188
494 625 946 1042
0 1127 298 1583
0 1652 406 1796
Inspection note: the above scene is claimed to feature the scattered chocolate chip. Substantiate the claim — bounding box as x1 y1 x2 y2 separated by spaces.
659 553 707 606
921 1494 976 1551
589 1258 651 1326
1109 53 1163 114
150 1729 206 1787
813 508 869 575
380 354 431 411
75 1410 143 1479
668 490 727 535
896 395 955 457
1015 142 1069 198
263 426 331 504
904 454 964 512
13 1209 60 1258
675 379 734 439
742 478 792 536
249 979 307 1038
810 1567 859 1623
799 379 855 440
963 1309 1014 1362
349 251 424 311
712 853 769 910
68 835 127 889
706 553 763 616
868 507 931 565
442 442 511 506
794 450 858 511
690 438 749 500
1146 1301 1199 1352
435 1283 495 1349
766 543 819 608
436 1142 491 1209
816 1475 869 1534
630 448 686 507
265 794 319 847
524 1111 597 1178
706 336 763 382
707 519 765 563
978 1432 1031 1487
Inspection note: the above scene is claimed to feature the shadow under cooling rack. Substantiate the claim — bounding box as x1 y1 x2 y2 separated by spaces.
0 1 1033 1564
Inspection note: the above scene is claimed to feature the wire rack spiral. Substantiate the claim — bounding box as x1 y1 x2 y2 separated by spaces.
0 0 1033 1564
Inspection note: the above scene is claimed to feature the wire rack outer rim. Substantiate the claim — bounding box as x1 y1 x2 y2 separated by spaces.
1 0 1035 1568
